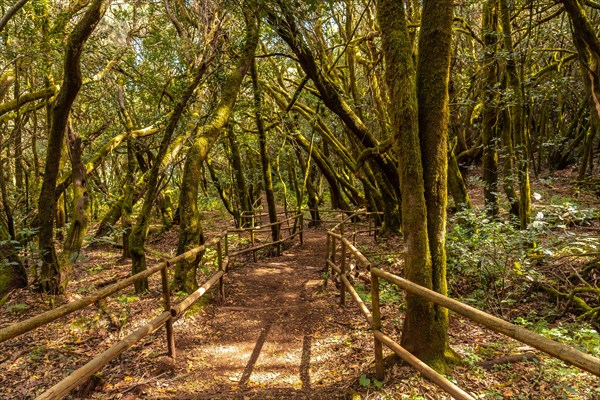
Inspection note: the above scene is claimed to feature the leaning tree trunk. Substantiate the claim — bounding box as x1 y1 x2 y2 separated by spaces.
173 7 259 293
129 63 209 293
268 5 401 229
37 0 108 294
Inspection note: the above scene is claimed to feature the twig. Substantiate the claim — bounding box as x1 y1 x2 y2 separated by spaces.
121 371 167 394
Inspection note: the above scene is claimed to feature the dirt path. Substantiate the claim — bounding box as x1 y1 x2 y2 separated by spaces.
144 227 372 399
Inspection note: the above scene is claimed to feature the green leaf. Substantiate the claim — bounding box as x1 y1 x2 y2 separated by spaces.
359 374 371 387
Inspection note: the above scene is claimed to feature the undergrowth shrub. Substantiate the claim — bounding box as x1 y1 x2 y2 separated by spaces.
446 208 539 313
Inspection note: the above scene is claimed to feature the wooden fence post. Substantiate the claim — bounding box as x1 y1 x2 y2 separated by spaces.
276 223 282 256
340 223 346 306
371 271 384 380
251 227 257 262
331 234 336 264
160 262 176 359
324 233 330 288
299 213 304 244
217 240 225 301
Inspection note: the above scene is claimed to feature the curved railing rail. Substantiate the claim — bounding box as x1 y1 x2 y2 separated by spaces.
325 213 600 400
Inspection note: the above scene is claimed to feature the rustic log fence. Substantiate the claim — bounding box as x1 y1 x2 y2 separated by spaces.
0 212 305 399
325 211 600 400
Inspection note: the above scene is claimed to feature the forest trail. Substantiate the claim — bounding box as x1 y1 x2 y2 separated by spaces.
151 227 371 400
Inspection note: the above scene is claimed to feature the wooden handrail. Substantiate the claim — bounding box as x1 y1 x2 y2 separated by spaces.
36 310 172 400
371 267 600 377
0 235 223 343
373 331 476 400
228 213 303 259
4 212 306 398
35 256 228 399
325 212 600 400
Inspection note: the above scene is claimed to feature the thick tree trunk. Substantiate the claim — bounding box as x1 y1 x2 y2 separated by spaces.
377 0 454 372
377 0 435 366
37 0 108 294
415 0 454 370
173 7 259 293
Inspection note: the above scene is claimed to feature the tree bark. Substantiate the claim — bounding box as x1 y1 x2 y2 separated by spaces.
173 6 259 293
252 59 278 245
481 0 500 217
37 0 109 294
227 125 250 226
61 122 90 265
129 62 209 293
0 217 26 297
377 0 434 366
377 0 454 371
500 0 531 228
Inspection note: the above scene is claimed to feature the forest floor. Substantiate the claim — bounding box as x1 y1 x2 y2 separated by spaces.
1 166 600 399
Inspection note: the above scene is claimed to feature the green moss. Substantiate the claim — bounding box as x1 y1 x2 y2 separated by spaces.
184 293 211 317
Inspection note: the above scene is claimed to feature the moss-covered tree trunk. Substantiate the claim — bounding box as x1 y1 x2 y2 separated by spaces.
61 122 90 265
37 0 108 294
129 63 209 293
414 0 454 371
0 217 26 297
227 125 251 227
500 0 531 228
377 0 433 365
377 0 454 372
116 84 136 258
481 0 500 217
448 137 471 211
500 107 520 218
560 0 600 179
173 7 259 293
251 59 278 244
0 152 15 241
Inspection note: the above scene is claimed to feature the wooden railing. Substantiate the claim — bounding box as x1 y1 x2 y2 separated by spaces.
229 212 303 261
0 212 305 400
325 212 600 400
